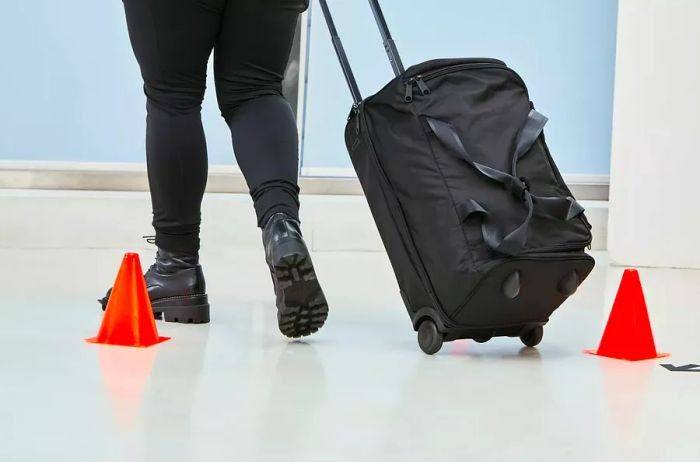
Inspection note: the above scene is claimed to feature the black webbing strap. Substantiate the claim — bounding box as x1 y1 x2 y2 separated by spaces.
512 109 548 172
458 197 533 256
426 118 528 199
512 110 585 222
426 110 585 255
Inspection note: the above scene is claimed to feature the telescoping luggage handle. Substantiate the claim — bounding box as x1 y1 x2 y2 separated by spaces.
318 0 406 104
367 0 406 77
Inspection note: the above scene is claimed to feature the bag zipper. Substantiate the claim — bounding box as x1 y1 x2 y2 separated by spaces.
403 82 413 102
518 241 592 255
404 75 429 100
403 63 528 102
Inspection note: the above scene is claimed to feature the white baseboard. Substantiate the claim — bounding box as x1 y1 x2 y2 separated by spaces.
0 161 608 200
0 189 608 251
300 168 609 200
0 160 364 196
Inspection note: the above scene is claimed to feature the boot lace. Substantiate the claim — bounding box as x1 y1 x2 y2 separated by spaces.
142 235 159 273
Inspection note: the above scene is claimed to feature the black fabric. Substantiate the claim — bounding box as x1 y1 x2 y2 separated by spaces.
226 96 301 227
512 109 548 171
425 117 522 196
455 198 529 256
343 58 594 324
426 110 584 255
122 0 308 252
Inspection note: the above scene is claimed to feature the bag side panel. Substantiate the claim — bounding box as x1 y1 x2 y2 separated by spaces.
362 87 480 317
344 109 435 316
409 67 591 258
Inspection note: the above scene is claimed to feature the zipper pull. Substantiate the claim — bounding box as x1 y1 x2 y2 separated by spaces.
351 103 360 134
415 75 430 95
347 103 359 122
404 81 413 102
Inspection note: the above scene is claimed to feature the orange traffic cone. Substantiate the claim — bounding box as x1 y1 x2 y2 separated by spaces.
86 253 170 348
586 268 667 361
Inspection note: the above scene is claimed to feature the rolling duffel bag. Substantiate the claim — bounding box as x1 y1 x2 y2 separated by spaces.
319 0 595 354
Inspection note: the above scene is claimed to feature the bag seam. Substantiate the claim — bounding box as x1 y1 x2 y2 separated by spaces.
359 108 442 312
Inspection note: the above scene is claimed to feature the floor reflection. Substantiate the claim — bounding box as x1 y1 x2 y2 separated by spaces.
96 344 159 431
373 343 550 461
599 358 656 447
141 326 210 462
444 338 545 361
256 341 327 461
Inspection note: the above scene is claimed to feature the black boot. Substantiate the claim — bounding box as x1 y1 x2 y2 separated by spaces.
263 213 329 338
98 248 210 324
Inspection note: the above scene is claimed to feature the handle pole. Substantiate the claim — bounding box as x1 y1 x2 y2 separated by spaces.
318 0 363 104
367 0 405 76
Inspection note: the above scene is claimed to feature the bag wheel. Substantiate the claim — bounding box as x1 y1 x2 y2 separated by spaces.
473 337 491 344
520 326 544 347
417 319 443 355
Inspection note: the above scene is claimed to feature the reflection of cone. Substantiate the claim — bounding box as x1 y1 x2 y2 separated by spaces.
586 268 668 361
98 344 158 429
599 359 654 448
87 253 169 347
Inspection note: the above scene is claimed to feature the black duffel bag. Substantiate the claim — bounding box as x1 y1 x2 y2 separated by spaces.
320 0 595 354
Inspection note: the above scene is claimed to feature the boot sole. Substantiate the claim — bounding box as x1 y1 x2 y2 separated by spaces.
272 251 329 338
100 293 210 324
152 294 210 324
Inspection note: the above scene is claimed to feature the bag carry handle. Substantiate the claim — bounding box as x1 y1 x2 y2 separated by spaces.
318 0 406 104
426 110 585 255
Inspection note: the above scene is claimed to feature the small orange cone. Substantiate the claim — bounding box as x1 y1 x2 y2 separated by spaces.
586 268 667 361
87 253 169 348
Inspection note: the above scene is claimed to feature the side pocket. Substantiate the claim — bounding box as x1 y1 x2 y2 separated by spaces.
420 119 488 265
347 113 440 314
368 149 441 311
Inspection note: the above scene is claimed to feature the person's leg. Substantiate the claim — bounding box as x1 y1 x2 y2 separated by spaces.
123 0 223 253
214 0 328 337
214 0 307 227
100 0 224 323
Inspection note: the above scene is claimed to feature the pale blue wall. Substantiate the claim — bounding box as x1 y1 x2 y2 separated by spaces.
302 0 618 174
0 1 233 164
1 0 617 175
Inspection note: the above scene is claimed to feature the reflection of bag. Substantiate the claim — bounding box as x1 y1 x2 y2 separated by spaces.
319 0 595 354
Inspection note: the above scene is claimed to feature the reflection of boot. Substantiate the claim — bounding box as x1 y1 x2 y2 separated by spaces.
142 327 210 462
258 343 326 460
98 248 209 323
262 213 329 337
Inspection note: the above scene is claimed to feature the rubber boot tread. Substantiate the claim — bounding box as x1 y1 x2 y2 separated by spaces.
272 252 328 338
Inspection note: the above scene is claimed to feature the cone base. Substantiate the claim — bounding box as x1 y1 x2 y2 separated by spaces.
85 336 170 348
584 349 669 361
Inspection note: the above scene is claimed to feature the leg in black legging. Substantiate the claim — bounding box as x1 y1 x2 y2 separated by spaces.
122 0 222 253
214 0 308 227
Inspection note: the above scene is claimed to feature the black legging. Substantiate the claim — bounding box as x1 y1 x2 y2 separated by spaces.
123 0 308 253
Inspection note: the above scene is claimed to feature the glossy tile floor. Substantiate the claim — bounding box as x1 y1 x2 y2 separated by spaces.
1 248 699 462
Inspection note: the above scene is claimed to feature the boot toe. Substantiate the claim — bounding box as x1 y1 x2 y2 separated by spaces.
98 288 112 311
